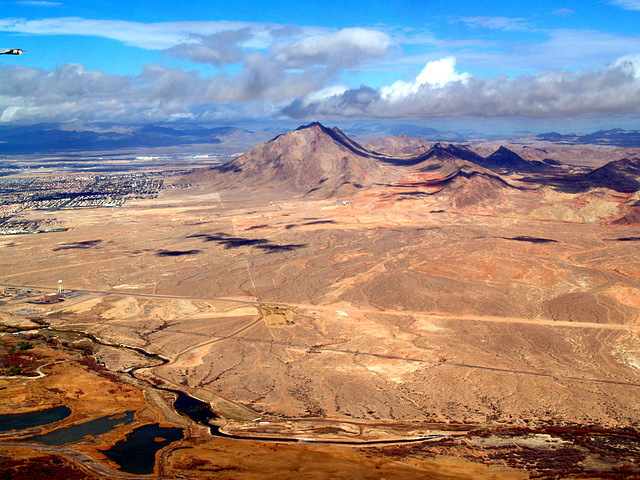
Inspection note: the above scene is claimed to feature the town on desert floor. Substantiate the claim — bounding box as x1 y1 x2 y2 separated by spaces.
1 123 640 479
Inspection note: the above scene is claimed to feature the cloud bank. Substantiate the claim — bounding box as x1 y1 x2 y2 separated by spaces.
1 16 640 124
2 56 640 124
284 56 640 119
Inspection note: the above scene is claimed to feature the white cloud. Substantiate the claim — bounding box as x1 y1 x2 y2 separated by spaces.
454 16 530 31
381 57 471 100
610 0 640 10
2 12 640 126
4 55 640 124
0 17 308 51
0 17 393 77
614 55 640 77
163 29 250 65
0 54 334 123
15 1 61 6
284 56 640 119
552 8 576 16
272 28 395 69
302 84 350 106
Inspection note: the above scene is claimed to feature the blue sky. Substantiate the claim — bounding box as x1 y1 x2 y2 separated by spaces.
1 0 640 132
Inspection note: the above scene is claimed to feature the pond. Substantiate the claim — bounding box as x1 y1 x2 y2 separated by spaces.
100 423 185 475
18 410 136 446
166 387 218 425
0 405 72 432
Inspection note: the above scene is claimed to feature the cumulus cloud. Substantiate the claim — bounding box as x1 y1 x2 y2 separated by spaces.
0 64 135 122
0 17 398 124
272 28 396 69
0 57 330 123
2 11 640 126
283 86 381 119
0 63 215 123
0 17 391 70
163 29 250 65
380 57 471 100
614 55 640 77
3 55 640 124
301 84 350 106
161 25 395 74
283 56 640 119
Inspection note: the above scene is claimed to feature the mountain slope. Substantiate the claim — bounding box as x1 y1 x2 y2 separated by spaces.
184 123 640 221
480 146 552 172
211 122 399 196
186 124 520 206
585 157 640 192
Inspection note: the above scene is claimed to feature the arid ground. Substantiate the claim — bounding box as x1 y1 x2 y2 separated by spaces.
1 126 640 478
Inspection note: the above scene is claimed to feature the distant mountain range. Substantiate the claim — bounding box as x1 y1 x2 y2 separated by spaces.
2 122 640 157
186 122 640 210
0 122 274 156
344 123 640 146
188 123 554 196
536 129 640 147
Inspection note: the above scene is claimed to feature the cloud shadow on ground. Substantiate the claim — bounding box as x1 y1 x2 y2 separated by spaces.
156 249 202 257
54 240 102 250
285 220 336 230
501 236 558 244
187 232 306 253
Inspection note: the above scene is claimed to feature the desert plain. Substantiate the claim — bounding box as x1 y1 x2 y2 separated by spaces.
1 124 640 479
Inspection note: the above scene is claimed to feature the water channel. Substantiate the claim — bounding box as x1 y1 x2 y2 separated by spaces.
4 325 442 474
17 411 136 446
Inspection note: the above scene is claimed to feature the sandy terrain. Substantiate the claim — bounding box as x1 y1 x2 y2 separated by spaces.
3 186 640 427
1 130 640 477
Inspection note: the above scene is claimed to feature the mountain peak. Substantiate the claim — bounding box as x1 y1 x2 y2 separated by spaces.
211 122 394 197
295 121 326 132
483 145 550 172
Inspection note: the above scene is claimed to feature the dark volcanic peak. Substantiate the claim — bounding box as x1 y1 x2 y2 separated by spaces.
295 122 388 159
205 123 550 198
186 122 640 200
213 121 398 197
380 142 482 167
433 143 483 163
482 146 551 173
586 157 640 192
